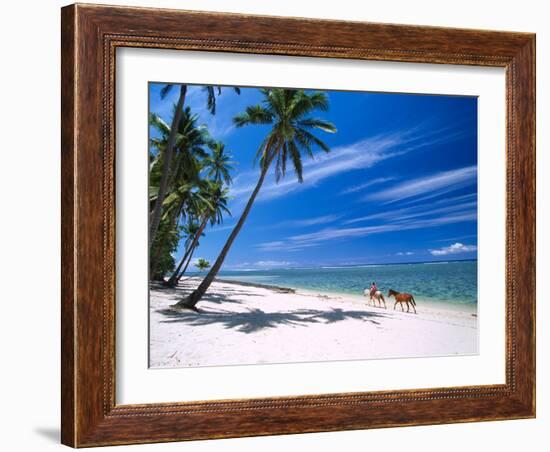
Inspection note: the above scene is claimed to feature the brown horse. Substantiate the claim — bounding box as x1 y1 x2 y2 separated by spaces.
387 289 417 314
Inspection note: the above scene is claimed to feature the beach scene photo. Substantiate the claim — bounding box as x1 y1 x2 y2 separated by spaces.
148 83 478 368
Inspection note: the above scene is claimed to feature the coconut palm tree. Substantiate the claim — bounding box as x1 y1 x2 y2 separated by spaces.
204 142 235 185
176 88 336 309
149 84 240 251
149 107 210 191
149 85 187 251
152 183 211 279
166 181 231 287
195 258 211 275
148 108 211 277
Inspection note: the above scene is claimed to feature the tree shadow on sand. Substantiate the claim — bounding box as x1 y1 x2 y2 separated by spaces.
156 306 388 334
151 283 252 306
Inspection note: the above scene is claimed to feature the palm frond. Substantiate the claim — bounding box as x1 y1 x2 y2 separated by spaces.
204 86 216 114
296 127 332 153
297 118 337 133
287 140 304 183
234 105 273 127
307 91 330 112
149 113 171 136
160 84 173 100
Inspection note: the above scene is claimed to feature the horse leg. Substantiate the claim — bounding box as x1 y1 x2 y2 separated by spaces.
400 302 405 312
412 302 417 314
394 301 397 310
406 302 410 312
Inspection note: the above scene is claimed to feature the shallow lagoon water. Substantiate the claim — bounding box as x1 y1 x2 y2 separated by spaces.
217 260 477 312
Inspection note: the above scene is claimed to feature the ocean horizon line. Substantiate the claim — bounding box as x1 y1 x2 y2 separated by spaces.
217 258 478 273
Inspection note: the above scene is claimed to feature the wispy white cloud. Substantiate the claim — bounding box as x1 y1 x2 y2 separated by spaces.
229 136 400 200
290 214 342 227
207 223 236 233
264 214 342 230
339 177 396 195
365 165 477 204
396 251 415 256
230 120 471 205
432 234 478 242
209 214 341 236
429 242 477 256
344 194 477 225
257 212 477 252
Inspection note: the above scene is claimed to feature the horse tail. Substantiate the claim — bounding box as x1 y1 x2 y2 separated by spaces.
411 296 416 306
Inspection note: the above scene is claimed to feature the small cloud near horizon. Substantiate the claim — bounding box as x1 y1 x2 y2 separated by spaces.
429 242 477 256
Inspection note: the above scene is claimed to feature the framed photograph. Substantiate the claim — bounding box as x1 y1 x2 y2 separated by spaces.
61 3 536 447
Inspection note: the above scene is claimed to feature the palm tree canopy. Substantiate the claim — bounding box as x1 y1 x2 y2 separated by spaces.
182 220 202 238
198 180 232 225
233 88 337 182
204 142 235 186
149 106 211 184
160 83 241 115
195 258 211 272
149 105 214 226
203 86 241 115
182 220 204 247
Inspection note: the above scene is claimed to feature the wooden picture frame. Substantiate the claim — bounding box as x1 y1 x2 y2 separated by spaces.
61 3 535 447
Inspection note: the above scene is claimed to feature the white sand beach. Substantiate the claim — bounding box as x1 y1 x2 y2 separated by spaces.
149 278 478 368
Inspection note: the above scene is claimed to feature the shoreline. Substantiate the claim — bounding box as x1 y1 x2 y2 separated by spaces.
150 277 478 368
214 276 478 317
215 278 297 294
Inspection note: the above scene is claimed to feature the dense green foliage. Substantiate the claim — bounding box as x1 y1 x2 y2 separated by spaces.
150 219 182 281
195 258 211 273
149 86 236 282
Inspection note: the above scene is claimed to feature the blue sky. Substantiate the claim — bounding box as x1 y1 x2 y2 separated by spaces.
149 83 478 270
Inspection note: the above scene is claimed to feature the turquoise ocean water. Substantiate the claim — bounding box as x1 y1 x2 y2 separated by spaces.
217 260 478 312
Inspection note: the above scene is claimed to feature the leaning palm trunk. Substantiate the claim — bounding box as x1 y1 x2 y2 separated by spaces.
149 84 187 251
166 216 208 287
175 245 197 284
164 243 191 286
175 160 271 309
